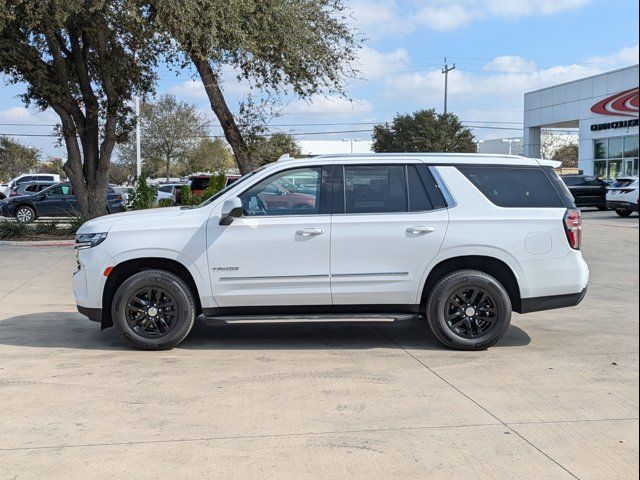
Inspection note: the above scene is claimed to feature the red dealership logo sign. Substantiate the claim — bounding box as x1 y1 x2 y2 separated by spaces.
591 87 639 117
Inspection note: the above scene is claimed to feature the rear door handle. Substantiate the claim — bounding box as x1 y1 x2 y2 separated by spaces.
406 226 436 235
296 227 325 237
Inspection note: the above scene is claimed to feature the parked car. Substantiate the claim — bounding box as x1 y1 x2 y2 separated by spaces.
0 182 126 223
606 176 639 217
9 180 58 197
155 183 185 205
73 153 589 351
0 173 61 198
561 174 608 210
112 186 136 209
174 174 239 205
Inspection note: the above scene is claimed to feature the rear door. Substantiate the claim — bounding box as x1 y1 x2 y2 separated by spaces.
330 163 449 306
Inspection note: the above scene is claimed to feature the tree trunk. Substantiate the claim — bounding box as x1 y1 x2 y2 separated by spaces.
191 55 253 175
165 153 171 181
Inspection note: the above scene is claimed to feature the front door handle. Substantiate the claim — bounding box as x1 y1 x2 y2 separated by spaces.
296 227 325 237
406 226 436 235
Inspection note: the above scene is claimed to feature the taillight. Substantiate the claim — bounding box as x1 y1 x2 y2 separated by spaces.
564 209 582 250
10 191 17 196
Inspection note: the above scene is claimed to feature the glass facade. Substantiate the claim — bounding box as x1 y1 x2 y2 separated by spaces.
593 135 639 179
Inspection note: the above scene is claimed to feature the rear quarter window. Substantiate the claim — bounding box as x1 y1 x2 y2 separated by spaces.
458 166 566 208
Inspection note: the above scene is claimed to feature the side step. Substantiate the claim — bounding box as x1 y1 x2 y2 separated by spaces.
205 313 417 324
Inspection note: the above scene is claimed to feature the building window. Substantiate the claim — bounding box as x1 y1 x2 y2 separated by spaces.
592 135 639 179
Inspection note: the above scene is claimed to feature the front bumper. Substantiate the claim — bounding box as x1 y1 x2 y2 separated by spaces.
77 305 102 323
520 287 588 314
606 200 639 211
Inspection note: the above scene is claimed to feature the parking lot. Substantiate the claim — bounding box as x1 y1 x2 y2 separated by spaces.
0 210 637 479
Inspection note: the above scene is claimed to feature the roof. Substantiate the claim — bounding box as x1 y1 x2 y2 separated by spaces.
277 152 560 168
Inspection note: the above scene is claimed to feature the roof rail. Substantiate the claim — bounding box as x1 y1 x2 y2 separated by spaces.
277 154 294 162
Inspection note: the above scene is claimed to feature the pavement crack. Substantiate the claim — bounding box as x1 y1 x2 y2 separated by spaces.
371 325 583 480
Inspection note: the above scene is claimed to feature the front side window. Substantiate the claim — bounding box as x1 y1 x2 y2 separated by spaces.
48 184 72 196
458 166 565 208
239 167 323 216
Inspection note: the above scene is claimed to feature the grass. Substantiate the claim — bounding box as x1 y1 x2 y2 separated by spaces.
0 217 80 240
0 221 30 239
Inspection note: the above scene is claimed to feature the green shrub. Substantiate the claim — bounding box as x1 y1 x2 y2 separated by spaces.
199 172 226 202
157 198 173 208
34 220 60 235
0 221 31 239
132 174 158 210
179 184 193 206
64 215 87 235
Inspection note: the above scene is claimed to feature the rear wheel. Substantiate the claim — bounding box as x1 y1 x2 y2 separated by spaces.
15 206 35 223
111 269 196 350
426 270 512 350
615 209 632 217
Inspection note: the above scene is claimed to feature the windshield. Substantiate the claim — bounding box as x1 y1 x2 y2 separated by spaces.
196 168 266 208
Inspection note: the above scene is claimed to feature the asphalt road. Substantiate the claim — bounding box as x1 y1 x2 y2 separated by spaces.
0 210 637 479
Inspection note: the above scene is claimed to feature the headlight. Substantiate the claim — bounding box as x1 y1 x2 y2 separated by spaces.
75 232 108 249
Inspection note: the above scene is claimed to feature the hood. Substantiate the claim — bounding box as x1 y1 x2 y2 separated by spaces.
77 207 186 234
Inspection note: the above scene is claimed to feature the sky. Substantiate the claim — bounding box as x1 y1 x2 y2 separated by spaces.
0 0 639 158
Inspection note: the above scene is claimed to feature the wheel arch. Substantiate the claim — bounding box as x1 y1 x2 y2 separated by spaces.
420 255 523 313
101 257 202 329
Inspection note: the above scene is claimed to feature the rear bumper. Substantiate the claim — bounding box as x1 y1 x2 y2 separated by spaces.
519 287 587 314
606 201 638 211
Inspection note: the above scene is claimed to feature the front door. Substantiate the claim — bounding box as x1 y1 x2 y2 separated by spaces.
330 163 449 306
207 165 332 307
37 184 74 216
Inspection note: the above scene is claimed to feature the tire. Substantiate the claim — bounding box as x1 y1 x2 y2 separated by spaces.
15 205 36 223
615 209 632 217
111 269 196 350
426 270 512 350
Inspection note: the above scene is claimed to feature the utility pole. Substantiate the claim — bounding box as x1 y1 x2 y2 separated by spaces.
135 96 142 179
442 57 455 115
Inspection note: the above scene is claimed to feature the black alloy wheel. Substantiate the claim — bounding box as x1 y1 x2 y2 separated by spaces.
445 287 497 339
125 286 179 339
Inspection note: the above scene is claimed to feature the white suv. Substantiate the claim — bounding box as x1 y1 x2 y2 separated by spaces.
73 154 589 351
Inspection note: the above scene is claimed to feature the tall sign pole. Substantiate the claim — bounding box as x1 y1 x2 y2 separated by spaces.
442 57 456 114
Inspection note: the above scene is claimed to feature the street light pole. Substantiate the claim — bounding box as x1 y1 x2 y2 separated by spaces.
135 96 141 179
342 138 361 154
442 57 456 115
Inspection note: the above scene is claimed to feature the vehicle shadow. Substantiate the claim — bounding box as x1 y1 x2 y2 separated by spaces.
0 312 531 351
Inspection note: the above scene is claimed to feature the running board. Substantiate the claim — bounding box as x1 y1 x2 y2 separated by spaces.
205 313 416 324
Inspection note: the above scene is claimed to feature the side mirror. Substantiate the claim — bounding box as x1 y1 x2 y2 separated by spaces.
219 197 244 225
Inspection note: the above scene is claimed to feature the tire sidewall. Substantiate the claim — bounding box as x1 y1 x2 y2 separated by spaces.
428 271 511 350
112 270 195 350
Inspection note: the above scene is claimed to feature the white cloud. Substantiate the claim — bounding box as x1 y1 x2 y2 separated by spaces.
483 55 537 73
168 79 208 100
356 46 410 78
349 0 591 33
285 96 373 115
0 106 32 122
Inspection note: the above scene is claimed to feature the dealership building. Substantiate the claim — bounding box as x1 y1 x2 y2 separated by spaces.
524 65 639 179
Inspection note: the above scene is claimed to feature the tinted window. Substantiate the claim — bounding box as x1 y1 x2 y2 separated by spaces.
48 184 72 195
562 176 584 187
458 166 565 208
239 167 323 216
191 177 210 190
407 165 433 211
25 184 38 192
17 176 32 184
38 175 54 181
344 165 406 214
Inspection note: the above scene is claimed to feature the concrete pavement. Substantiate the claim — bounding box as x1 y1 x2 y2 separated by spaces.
0 210 637 479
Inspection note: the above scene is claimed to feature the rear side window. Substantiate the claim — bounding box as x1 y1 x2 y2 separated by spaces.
562 176 584 187
344 165 406 213
458 166 566 208
190 177 210 190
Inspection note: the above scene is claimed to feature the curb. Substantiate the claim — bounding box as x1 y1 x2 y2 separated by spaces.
0 239 75 247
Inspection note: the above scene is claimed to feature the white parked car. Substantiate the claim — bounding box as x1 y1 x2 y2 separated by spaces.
0 173 61 198
155 183 185 204
606 176 639 217
73 153 589 351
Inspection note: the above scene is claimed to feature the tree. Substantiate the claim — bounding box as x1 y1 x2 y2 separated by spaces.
552 142 579 168
541 130 577 160
372 109 476 153
248 133 302 168
139 95 208 180
0 137 40 181
0 1 157 219
38 157 66 176
146 0 358 174
180 138 233 176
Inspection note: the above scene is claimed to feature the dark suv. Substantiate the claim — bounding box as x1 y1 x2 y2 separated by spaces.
561 174 608 210
0 182 126 223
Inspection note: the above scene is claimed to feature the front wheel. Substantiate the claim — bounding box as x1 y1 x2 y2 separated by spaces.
15 205 36 223
426 270 512 350
615 209 632 217
111 269 196 350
